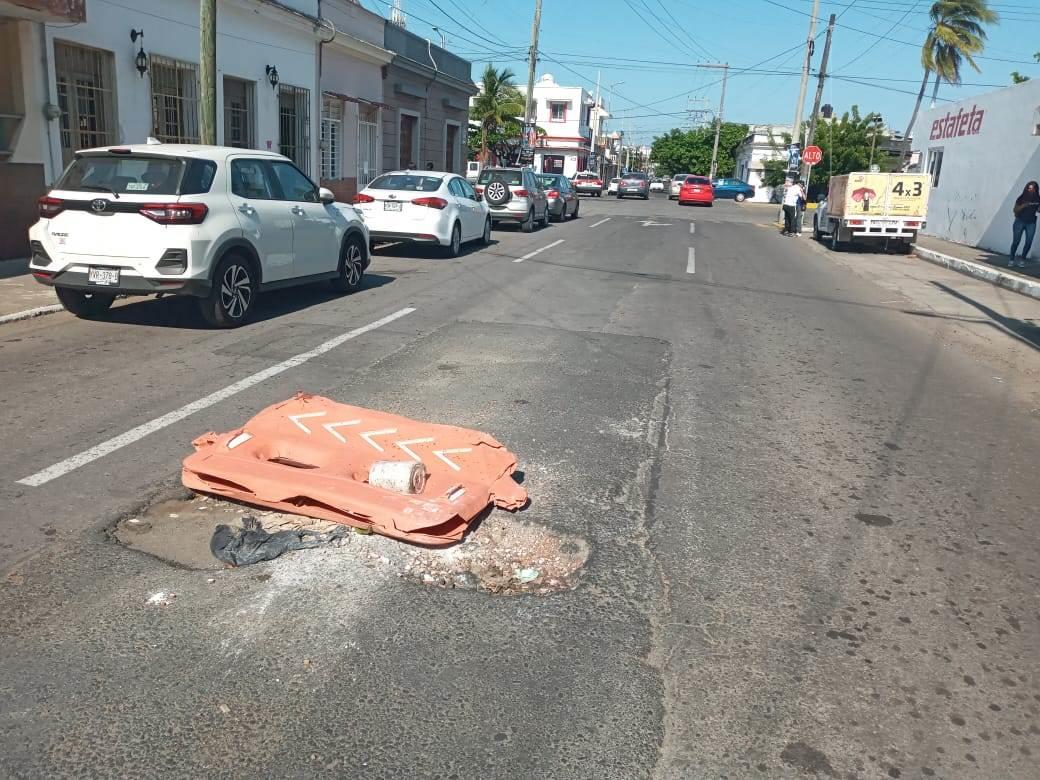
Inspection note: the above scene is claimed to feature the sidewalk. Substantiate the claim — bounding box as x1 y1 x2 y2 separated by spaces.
913 234 1040 301
0 258 62 324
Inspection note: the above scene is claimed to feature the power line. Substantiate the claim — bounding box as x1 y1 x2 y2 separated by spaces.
652 0 715 59
833 0 923 72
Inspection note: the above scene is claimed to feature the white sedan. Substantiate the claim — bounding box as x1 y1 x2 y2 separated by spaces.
353 170 491 256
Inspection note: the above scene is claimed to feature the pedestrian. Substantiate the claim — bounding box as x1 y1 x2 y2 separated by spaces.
1009 180 1040 268
781 178 806 236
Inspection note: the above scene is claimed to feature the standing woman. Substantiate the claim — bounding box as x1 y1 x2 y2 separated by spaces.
1009 181 1040 268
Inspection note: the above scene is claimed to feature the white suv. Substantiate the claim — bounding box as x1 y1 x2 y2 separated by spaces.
29 142 370 327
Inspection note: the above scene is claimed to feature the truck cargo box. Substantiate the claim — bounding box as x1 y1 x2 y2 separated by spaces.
827 173 930 219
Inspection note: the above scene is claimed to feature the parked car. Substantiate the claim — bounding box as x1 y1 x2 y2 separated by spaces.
649 178 666 192
669 173 691 200
607 177 622 195
466 161 482 182
353 170 491 257
712 177 755 202
677 175 714 206
572 171 604 197
537 174 580 221
29 142 369 328
617 172 650 200
474 167 549 232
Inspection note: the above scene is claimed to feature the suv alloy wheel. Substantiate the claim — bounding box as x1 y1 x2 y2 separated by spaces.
200 253 256 328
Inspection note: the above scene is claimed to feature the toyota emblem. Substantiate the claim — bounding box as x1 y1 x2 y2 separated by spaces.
90 198 109 213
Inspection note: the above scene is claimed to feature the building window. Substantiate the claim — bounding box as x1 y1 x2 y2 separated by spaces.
444 121 460 173
542 155 564 174
359 104 379 187
927 147 944 188
320 95 343 180
149 54 199 144
549 101 567 122
279 84 311 174
399 111 419 169
54 41 118 165
223 77 254 149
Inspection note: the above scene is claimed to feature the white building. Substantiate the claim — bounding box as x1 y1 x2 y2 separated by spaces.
732 124 792 203
911 79 1040 255
531 74 593 178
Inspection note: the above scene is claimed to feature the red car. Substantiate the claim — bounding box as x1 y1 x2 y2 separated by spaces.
678 175 714 206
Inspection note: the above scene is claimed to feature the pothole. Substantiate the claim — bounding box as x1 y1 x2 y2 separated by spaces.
114 494 588 595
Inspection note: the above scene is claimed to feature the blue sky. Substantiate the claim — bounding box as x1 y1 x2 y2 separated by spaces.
363 0 1040 144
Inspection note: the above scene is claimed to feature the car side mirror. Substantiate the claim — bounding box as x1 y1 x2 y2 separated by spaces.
319 187 335 205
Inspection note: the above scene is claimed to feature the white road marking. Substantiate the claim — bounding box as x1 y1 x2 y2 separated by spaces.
638 219 671 227
687 247 696 274
322 418 362 443
588 217 611 228
514 238 565 263
689 222 696 235
16 307 416 487
0 304 64 325
288 411 326 434
433 448 472 471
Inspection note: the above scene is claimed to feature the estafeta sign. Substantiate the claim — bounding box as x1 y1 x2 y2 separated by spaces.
929 105 984 141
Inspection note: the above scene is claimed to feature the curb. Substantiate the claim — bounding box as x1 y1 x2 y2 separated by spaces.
912 245 1040 302
0 304 64 326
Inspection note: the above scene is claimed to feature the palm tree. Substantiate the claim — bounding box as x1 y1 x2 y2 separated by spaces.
471 65 525 164
902 0 998 162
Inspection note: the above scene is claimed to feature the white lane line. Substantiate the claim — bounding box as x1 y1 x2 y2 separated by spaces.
689 222 696 235
0 304 64 325
16 307 416 487
588 217 611 228
514 239 565 263
686 247 696 274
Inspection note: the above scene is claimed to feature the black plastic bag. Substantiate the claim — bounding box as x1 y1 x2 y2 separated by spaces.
210 516 344 567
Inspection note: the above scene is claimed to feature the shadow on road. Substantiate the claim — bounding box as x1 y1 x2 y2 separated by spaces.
922 280 1040 352
96 273 396 330
371 238 502 259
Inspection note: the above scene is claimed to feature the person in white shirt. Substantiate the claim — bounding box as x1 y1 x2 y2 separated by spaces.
781 178 806 236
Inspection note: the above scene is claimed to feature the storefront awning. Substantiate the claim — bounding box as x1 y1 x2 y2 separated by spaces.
322 90 393 111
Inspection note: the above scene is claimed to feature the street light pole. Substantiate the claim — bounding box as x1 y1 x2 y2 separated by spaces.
608 81 624 179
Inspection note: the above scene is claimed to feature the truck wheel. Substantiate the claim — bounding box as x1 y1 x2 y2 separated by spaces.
812 217 822 241
830 225 845 252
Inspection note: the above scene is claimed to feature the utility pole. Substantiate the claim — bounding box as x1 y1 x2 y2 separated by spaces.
523 0 543 126
707 63 728 180
791 0 820 150
199 0 217 145
593 70 601 177
801 12 835 183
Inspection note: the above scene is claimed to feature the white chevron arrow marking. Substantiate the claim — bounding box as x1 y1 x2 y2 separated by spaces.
395 437 434 462
432 448 472 471
360 428 398 452
288 411 326 434
322 418 361 443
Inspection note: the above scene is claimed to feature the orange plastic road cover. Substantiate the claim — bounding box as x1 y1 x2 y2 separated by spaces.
182 394 527 546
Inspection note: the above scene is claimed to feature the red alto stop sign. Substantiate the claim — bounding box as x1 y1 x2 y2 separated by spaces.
803 145 823 166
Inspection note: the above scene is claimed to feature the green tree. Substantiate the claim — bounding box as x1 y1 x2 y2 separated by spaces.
650 123 748 178
902 1 999 161
471 65 525 164
1011 71 1030 84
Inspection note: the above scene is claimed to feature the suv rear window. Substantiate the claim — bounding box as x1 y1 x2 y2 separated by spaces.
477 169 523 186
623 173 647 180
686 176 711 185
672 174 688 181
574 173 595 180
369 173 443 192
57 154 186 195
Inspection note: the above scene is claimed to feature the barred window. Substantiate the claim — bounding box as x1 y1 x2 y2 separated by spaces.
359 104 379 187
54 42 118 165
223 76 255 149
279 84 310 174
149 55 199 144
320 95 343 180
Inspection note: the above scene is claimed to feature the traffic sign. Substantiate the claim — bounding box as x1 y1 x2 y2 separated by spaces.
803 145 823 166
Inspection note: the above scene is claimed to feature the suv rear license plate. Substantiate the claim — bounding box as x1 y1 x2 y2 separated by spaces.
384 201 402 212
87 267 119 286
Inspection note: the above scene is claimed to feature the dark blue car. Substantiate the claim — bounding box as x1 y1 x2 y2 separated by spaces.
711 178 755 202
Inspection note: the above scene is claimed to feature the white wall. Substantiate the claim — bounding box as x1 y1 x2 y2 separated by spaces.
913 80 1040 254
9 20 53 175
42 0 319 175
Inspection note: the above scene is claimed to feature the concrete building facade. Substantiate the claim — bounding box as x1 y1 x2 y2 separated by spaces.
732 124 791 203
531 74 593 179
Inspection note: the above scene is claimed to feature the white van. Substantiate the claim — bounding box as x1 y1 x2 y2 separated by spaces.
466 161 482 182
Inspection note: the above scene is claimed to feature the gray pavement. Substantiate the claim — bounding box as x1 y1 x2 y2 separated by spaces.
2 194 1040 778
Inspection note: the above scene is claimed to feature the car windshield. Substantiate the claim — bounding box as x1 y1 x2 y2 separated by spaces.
624 174 647 180
575 173 595 180
477 169 523 186
686 177 711 185
369 173 443 192
537 175 562 189
610 178 621 183
672 174 688 181
56 154 186 195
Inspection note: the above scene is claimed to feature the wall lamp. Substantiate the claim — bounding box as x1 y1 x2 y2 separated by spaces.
130 29 148 77
266 65 280 90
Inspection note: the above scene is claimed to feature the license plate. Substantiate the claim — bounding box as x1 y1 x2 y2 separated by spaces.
692 188 701 193
87 267 119 286
384 201 402 212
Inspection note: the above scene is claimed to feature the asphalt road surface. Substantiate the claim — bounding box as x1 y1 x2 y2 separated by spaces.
2 194 1040 779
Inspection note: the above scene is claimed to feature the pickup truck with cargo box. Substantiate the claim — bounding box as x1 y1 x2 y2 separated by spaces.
814 172 930 253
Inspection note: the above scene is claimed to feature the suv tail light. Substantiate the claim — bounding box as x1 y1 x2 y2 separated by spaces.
411 196 448 209
139 202 208 224
475 186 484 194
353 193 375 204
514 189 529 197
38 196 64 218
547 189 559 198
